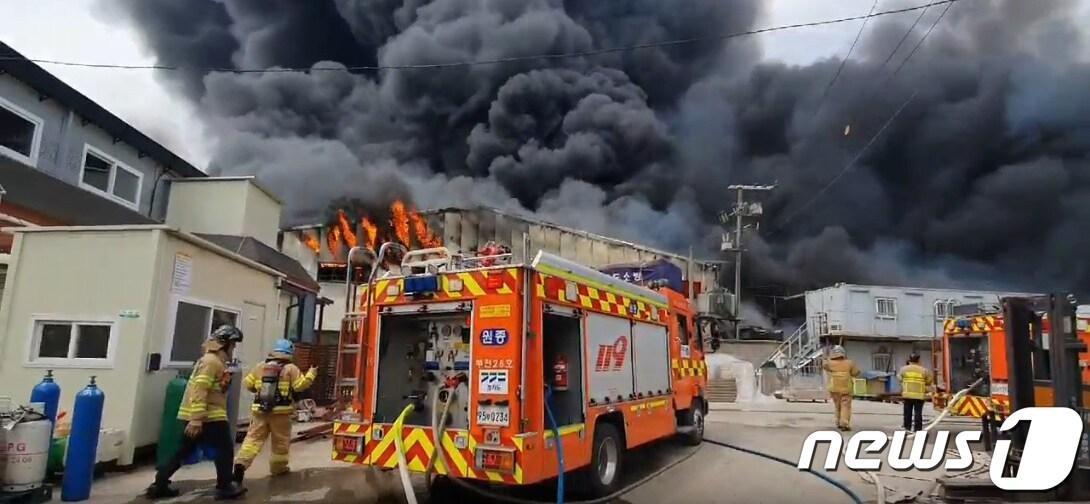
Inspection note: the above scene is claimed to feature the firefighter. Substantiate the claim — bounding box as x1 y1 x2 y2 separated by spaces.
822 345 861 431
898 353 933 432
232 339 317 482
146 325 246 500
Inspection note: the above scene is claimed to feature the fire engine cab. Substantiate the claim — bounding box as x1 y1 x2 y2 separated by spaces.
331 243 708 496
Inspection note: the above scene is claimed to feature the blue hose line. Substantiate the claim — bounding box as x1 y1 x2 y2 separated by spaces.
544 386 565 504
702 438 864 504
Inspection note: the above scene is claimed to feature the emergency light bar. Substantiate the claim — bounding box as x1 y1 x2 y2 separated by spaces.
404 275 439 295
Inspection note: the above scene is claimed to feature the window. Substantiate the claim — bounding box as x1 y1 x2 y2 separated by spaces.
934 300 955 319
0 96 43 165
872 346 892 372
79 145 142 208
317 263 368 283
29 319 114 366
676 314 691 344
875 297 897 319
168 299 239 364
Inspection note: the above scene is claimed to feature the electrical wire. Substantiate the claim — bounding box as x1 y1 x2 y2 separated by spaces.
812 0 882 118
770 90 920 234
0 1 959 74
769 0 959 236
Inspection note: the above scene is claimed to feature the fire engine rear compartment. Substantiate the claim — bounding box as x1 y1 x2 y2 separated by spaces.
948 335 991 395
542 306 585 426
372 309 472 427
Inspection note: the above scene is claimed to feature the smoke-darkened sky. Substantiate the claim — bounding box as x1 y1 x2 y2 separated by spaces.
92 0 1090 297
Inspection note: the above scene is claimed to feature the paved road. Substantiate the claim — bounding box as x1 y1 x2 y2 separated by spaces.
66 400 988 503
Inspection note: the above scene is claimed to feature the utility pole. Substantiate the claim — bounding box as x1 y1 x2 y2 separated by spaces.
720 184 775 339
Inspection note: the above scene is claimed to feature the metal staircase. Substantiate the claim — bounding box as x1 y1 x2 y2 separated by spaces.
762 321 827 401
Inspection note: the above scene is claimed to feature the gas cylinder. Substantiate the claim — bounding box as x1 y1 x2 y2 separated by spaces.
0 403 51 492
29 370 60 439
61 377 105 502
156 372 188 468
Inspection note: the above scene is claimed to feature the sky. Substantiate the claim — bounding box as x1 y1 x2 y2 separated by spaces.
0 0 912 171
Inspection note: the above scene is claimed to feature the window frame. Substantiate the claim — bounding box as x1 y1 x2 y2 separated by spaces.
875 297 898 319
78 144 143 210
25 315 117 369
165 296 241 367
0 95 44 166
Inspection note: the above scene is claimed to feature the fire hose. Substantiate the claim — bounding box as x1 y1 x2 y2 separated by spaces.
861 376 986 504
385 382 866 504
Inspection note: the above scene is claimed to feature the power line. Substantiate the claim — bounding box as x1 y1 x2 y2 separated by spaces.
772 0 959 234
0 0 959 74
813 0 882 118
770 91 920 234
874 0 938 77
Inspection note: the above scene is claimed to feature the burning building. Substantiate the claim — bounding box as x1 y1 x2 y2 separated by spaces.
282 206 731 341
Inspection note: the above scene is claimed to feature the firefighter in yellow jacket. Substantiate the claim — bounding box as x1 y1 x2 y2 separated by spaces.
898 354 933 432
232 339 316 482
147 325 246 500
822 345 861 431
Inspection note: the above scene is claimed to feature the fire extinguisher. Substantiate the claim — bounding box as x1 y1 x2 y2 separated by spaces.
552 354 569 392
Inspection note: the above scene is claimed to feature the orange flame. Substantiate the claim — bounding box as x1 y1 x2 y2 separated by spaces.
302 232 320 254
327 225 342 257
361 217 378 250
390 200 411 246
336 209 358 248
410 211 441 248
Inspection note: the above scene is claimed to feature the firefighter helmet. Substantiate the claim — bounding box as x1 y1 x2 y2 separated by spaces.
272 339 295 356
829 345 846 358
210 324 244 344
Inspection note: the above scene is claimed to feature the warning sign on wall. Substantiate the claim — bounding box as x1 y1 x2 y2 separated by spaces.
172 253 192 294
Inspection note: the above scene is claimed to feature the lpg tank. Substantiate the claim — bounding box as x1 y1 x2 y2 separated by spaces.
0 402 52 492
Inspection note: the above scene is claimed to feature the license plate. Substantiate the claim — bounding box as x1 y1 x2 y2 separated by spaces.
334 435 362 454
476 405 510 426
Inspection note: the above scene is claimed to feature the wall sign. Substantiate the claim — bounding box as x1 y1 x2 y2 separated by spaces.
171 253 192 295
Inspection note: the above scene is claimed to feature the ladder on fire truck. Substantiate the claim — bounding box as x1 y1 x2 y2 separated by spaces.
334 247 379 407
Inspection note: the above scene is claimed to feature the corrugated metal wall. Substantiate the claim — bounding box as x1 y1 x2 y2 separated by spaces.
425 208 719 288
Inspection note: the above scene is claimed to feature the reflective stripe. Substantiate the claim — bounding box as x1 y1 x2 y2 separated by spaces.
901 370 927 400
250 404 295 414
243 375 257 388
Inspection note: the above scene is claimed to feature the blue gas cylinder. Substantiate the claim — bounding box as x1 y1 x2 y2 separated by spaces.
61 376 105 502
30 369 61 437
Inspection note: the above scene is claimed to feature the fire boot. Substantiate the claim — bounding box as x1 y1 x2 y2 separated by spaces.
144 482 181 500
232 464 246 484
214 482 248 500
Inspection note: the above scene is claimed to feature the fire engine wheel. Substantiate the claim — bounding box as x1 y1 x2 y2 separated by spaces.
681 406 705 446
581 422 624 497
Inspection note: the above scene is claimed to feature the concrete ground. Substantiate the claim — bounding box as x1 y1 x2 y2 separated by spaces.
53 401 988 504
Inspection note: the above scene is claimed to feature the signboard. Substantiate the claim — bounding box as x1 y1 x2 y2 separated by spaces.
171 253 192 294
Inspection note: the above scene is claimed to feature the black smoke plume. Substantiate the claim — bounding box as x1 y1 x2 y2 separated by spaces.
110 0 1090 302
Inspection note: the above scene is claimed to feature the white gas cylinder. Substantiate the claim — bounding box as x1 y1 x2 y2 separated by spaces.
0 412 52 491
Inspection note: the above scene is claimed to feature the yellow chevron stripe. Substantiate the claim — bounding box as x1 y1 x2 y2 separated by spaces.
459 273 486 296
443 276 463 299
439 433 467 476
374 280 390 302
370 426 396 464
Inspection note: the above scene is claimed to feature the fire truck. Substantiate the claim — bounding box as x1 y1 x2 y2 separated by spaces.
330 243 708 496
936 302 1090 420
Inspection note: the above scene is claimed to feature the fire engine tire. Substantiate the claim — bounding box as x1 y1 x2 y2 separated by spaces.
581 422 624 497
679 405 705 446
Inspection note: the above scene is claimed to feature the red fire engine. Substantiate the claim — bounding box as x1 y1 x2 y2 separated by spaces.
330 243 708 496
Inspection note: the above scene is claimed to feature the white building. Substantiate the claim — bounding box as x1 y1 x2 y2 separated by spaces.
799 283 1030 376
0 178 318 465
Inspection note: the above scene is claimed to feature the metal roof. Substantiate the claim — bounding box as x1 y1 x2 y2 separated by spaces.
0 42 205 179
195 233 320 293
